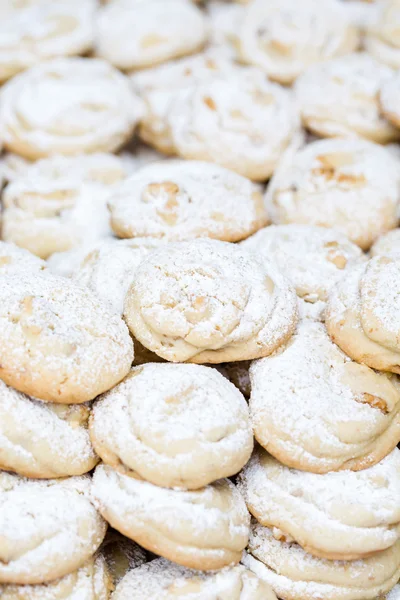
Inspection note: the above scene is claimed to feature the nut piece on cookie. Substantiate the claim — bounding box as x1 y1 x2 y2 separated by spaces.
123 239 298 363
90 363 253 489
238 446 400 561
365 0 400 69
92 464 250 571
265 138 400 250
371 228 400 257
0 57 143 159
250 321 400 472
0 473 107 584
112 557 278 600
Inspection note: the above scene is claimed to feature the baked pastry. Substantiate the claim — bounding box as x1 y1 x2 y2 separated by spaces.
249 320 400 472
124 239 298 363
108 160 268 242
238 445 400 560
243 522 400 600
112 558 278 599
92 464 250 571
0 241 46 275
90 363 253 489
207 1 243 60
238 0 359 84
0 472 107 584
0 57 143 159
0 271 133 403
101 530 147 586
380 72 400 130
371 229 400 256
265 138 400 249
365 0 400 68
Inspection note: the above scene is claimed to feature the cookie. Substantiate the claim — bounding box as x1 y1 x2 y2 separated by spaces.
238 0 359 84
112 558 278 600
371 229 400 256
243 522 400 600
238 446 400 560
89 363 253 489
380 72 400 129
108 160 268 242
101 530 147 587
249 320 400 472
0 271 133 403
265 138 400 250
92 464 250 571
95 0 208 70
166 68 302 181
365 0 400 68
0 57 143 159
295 53 399 143
207 1 243 60
0 473 107 584
123 239 298 363
0 241 46 275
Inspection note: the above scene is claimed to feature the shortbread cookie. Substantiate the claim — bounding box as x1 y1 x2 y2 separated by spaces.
239 0 359 84
243 523 400 600
250 320 400 472
0 0 96 83
167 68 302 181
326 255 400 373
295 53 399 143
101 530 147 586
0 241 46 275
113 558 278 600
124 239 298 363
0 271 133 403
371 229 400 256
0 553 112 600
241 225 366 304
90 363 253 489
108 160 268 242
92 464 250 571
239 446 400 560
95 0 207 70
266 138 400 249
0 57 142 159
2 153 127 259
0 379 97 478
365 0 400 68
0 473 107 584
217 361 251 399
380 72 400 129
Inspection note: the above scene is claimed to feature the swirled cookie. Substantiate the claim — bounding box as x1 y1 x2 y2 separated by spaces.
108 160 268 242
101 530 147 586
90 363 253 489
239 446 400 560
92 464 250 571
95 0 208 70
0 271 133 403
238 0 359 84
371 229 400 256
123 239 298 363
265 138 400 249
295 53 399 143
0 473 107 584
0 241 46 275
0 57 143 159
365 0 400 68
243 522 400 600
112 558 278 600
249 320 400 472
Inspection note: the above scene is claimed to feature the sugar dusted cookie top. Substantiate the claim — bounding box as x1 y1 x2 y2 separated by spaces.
0 241 46 275
366 0 400 68
371 229 400 256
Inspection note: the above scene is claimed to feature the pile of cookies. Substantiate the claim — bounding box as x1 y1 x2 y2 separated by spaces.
2 0 400 598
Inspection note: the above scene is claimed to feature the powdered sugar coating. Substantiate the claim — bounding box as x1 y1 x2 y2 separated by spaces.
0 241 46 275
366 0 400 68
0 57 143 159
371 229 400 256
124 239 298 363
207 1 243 60
380 72 400 129
0 473 107 584
92 464 250 571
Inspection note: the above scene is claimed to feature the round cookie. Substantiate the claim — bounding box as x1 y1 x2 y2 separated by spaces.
249 320 400 473
0 271 133 403
0 473 107 584
0 57 143 159
89 363 253 489
2 153 128 259
108 160 268 242
371 229 400 256
243 522 400 600
92 464 250 571
295 53 399 143
238 446 400 560
0 0 96 83
238 0 359 84
241 225 366 304
101 530 147 586
112 558 278 600
365 0 400 68
0 378 97 478
265 138 400 250
380 72 400 130
166 67 302 181
123 239 298 363
0 241 46 275
326 255 400 373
